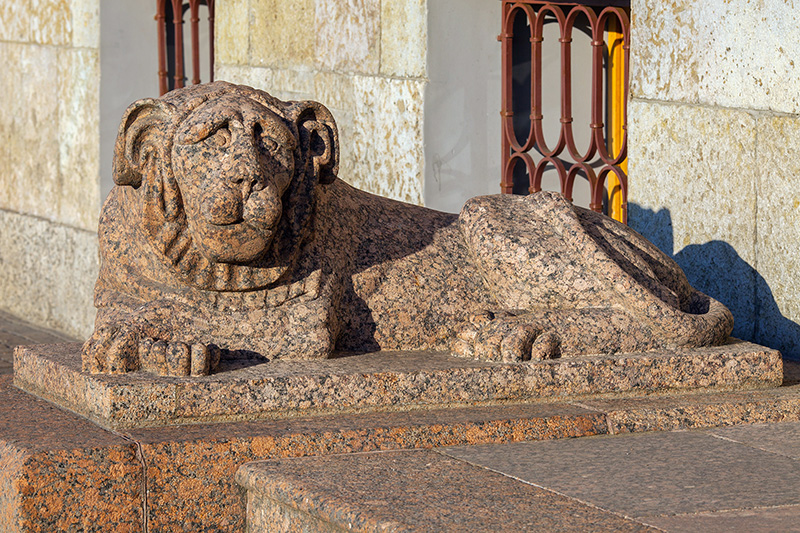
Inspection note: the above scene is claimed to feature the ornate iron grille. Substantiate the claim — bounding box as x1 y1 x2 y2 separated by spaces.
157 0 216 95
500 0 630 222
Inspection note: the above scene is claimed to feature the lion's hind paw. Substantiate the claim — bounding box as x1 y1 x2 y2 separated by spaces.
452 312 561 363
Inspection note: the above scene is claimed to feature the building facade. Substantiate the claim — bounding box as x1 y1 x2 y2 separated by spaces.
0 0 798 359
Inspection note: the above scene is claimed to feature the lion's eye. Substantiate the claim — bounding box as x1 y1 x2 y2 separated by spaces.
205 127 231 148
252 123 278 155
260 137 280 154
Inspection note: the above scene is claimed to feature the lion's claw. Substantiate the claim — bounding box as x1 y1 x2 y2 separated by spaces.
139 338 219 376
82 324 140 373
82 321 219 377
452 311 560 362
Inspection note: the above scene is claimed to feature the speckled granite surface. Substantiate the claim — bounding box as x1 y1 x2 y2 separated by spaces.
442 421 800 531
128 402 604 532
0 376 141 532
236 450 656 532
14 340 782 429
3 372 800 530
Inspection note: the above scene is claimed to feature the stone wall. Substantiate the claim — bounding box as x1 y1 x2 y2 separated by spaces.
215 0 428 205
628 0 800 358
0 2 101 338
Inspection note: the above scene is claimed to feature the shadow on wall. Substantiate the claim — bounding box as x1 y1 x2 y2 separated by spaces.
629 203 800 361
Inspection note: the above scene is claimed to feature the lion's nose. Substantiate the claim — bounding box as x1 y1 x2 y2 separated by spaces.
226 140 265 196
203 195 244 225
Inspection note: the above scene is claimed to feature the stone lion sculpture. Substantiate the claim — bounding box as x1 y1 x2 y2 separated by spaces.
82 81 733 376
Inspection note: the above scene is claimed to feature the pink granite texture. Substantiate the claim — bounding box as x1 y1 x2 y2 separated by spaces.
15 341 783 429
82 81 734 376
0 377 141 532
5 371 800 530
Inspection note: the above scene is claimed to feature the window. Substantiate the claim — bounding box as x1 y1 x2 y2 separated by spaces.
156 0 216 95
500 0 630 222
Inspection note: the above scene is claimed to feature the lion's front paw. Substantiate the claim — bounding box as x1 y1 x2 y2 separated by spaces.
451 311 560 363
82 323 141 373
139 338 221 377
82 323 221 377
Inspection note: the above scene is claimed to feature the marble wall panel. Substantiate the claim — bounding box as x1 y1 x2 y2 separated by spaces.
627 99 758 341
70 0 99 48
30 0 72 46
424 0 501 213
216 65 315 102
316 0 380 74
0 44 18 200
0 210 98 339
215 0 249 65
754 115 800 359
0 44 61 223
57 47 100 231
380 0 426 78
0 0 30 42
632 0 800 114
315 72 425 204
249 0 315 69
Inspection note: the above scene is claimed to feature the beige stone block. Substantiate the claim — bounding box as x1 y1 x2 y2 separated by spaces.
315 72 424 204
316 0 380 74
0 45 61 223
632 0 800 114
249 0 315 69
216 64 315 102
0 210 98 339
627 99 757 340
70 0 99 48
215 0 248 65
30 0 72 46
58 48 100 231
380 0 426 78
0 0 30 42
0 44 20 196
754 115 800 359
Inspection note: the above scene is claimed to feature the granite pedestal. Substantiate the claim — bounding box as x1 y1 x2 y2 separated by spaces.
0 340 790 531
13 340 781 430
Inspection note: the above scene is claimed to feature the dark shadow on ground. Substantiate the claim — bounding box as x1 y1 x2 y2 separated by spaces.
628 204 800 365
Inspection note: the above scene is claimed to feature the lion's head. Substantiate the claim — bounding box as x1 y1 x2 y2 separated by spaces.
112 82 339 291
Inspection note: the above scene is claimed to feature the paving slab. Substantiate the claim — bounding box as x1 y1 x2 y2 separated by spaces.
125 401 605 531
576 386 800 433
0 310 75 374
1 376 800 529
14 339 782 429
709 420 800 459
640 505 800 533
0 372 606 531
441 429 800 518
236 449 656 532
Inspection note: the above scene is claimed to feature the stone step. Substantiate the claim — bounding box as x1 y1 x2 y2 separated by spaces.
1 369 799 531
236 449 657 532
14 339 782 429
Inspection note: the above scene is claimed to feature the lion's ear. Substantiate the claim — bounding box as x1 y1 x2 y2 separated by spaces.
286 100 339 185
113 98 177 188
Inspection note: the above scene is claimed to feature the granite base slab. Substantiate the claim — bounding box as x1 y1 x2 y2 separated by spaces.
0 376 142 532
13 340 782 429
2 374 800 531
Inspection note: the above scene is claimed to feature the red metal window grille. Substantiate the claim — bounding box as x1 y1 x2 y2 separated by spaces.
157 0 216 96
500 0 630 223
